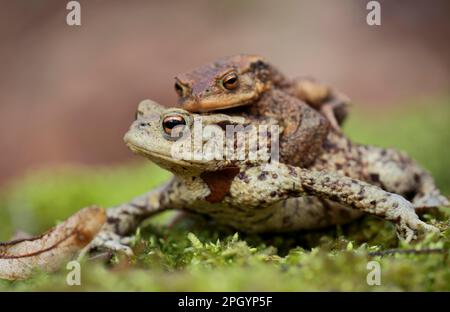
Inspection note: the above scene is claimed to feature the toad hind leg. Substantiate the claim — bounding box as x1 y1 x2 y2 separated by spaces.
362 147 449 209
409 169 449 209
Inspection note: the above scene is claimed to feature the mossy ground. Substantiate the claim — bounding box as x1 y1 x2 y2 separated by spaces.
1 97 449 291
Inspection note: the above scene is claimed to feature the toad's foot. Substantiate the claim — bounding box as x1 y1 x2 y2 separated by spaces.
320 103 341 132
88 230 134 256
389 194 440 242
396 217 439 243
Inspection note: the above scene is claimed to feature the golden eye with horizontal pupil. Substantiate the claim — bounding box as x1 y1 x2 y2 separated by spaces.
222 72 239 90
162 115 186 137
174 81 185 97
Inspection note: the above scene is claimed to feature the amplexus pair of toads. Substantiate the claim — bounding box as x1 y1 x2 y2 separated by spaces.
91 55 449 255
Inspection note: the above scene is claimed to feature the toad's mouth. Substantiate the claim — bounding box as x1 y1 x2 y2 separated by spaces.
125 141 204 168
182 90 262 113
184 100 253 112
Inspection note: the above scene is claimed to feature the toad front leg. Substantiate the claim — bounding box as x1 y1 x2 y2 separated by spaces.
289 77 350 130
295 168 438 241
237 165 439 242
89 180 181 255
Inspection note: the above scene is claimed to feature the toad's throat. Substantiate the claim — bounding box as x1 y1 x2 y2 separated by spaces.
200 167 240 203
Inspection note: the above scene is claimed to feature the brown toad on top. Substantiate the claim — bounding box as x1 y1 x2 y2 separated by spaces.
174 54 350 167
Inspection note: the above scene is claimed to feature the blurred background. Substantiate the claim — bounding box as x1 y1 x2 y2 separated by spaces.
0 0 449 186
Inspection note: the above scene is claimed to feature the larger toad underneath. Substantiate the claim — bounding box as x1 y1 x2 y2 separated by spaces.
90 100 448 255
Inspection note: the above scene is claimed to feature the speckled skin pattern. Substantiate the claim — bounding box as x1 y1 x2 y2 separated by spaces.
174 54 349 166
90 100 448 255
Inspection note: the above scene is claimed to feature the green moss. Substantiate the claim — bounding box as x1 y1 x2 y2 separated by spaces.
0 97 449 291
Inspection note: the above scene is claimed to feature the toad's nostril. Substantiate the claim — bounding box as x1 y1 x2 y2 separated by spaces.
138 122 149 128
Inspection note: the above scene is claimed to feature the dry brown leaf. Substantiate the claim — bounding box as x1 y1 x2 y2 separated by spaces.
0 206 105 280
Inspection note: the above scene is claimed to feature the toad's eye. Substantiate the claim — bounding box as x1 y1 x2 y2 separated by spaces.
221 72 239 90
162 115 186 137
174 81 185 97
